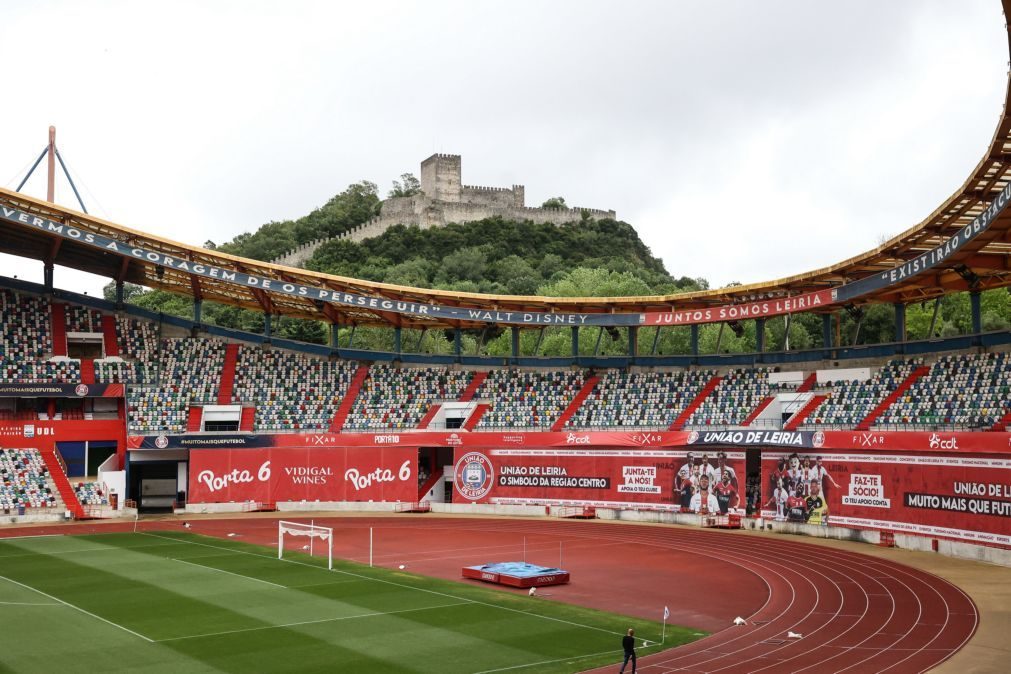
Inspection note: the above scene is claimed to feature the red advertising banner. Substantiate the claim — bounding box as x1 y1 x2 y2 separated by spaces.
187 447 417 504
761 451 1011 547
452 448 746 512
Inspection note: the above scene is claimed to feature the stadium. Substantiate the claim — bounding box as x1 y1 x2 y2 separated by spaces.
1 5 1011 674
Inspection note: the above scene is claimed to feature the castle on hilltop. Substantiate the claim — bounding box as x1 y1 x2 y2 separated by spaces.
273 154 616 267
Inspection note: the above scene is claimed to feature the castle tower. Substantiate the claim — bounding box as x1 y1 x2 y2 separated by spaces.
512 185 525 208
420 154 462 203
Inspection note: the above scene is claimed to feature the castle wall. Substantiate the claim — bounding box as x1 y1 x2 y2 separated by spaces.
460 185 521 209
271 153 614 267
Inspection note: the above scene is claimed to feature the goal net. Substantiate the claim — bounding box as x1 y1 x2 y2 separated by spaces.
278 520 333 570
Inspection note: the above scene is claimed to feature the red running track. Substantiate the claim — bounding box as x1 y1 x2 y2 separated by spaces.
1 516 978 673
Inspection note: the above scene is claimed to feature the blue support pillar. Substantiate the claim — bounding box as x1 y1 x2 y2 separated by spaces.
511 326 520 362
822 313 833 349
394 326 402 355
115 281 124 306
755 318 766 353
571 326 579 360
193 300 202 325
263 313 272 340
43 264 54 292
894 302 906 344
690 324 699 356
970 291 982 336
453 328 462 360
329 322 339 349
628 326 638 361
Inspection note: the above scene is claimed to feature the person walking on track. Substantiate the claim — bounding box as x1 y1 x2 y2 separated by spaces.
619 628 637 673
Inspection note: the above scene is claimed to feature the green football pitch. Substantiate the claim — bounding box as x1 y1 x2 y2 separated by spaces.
0 531 699 673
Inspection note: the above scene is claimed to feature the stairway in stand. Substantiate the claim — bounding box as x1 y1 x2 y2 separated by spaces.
463 403 489 431
240 407 256 432
784 395 827 431
741 396 774 427
459 371 488 402
101 315 120 357
79 358 95 385
797 373 817 392
669 375 722 431
329 364 370 432
856 366 932 431
416 404 441 430
186 406 203 432
551 376 599 431
40 450 84 519
217 343 240 404
50 302 68 356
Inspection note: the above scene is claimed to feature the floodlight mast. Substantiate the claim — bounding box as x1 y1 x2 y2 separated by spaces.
15 126 89 213
47 126 55 202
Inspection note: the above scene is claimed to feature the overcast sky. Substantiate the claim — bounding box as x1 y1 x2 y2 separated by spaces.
1 0 1007 297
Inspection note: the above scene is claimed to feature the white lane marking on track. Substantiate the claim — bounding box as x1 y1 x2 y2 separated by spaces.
0 574 153 642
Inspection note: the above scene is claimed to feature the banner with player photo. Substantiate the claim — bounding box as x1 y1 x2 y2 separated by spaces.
761 451 1011 547
187 447 416 504
452 448 746 513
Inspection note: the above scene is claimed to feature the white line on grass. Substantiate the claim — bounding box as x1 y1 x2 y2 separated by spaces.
0 534 64 541
171 557 286 589
0 601 60 606
156 600 472 642
0 541 186 559
142 532 625 640
284 580 360 590
472 648 619 674
0 574 154 642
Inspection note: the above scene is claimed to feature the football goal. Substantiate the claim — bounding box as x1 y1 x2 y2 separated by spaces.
278 520 333 570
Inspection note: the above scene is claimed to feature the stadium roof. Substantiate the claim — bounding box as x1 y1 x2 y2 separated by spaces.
1 8 1010 329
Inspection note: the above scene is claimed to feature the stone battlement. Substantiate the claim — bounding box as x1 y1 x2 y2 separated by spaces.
271 153 614 267
463 184 513 193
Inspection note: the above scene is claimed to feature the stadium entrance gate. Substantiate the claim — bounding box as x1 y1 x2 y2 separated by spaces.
128 452 187 513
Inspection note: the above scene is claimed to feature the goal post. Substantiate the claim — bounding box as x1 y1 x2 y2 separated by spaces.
278 520 334 570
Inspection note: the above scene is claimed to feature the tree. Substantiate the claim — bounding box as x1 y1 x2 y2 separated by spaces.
438 247 487 285
388 173 422 199
102 281 146 303
541 196 567 209
215 180 380 262
537 267 653 298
